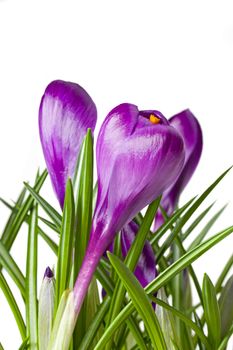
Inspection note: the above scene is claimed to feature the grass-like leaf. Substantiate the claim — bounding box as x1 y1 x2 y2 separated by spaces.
108 252 167 350
80 266 147 350
189 204 227 250
203 274 221 348
38 227 58 255
152 296 210 349
182 202 215 241
24 182 62 229
26 204 38 348
39 216 60 233
72 130 94 347
215 253 233 293
0 241 25 298
94 226 233 349
55 179 75 307
156 167 231 262
106 197 161 349
0 187 26 242
18 338 29 350
150 197 196 246
217 324 233 350
218 275 233 339
0 271 26 339
0 197 58 257
2 170 47 251
78 298 111 350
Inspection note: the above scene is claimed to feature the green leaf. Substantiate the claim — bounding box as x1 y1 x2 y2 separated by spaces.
78 298 111 350
202 274 221 348
2 170 47 250
173 237 203 304
95 264 114 296
39 216 60 233
48 290 70 348
215 254 233 293
38 227 58 255
189 204 227 250
155 289 178 349
84 278 103 350
182 202 215 241
26 204 38 349
94 226 233 349
108 252 167 350
81 267 147 350
152 294 210 349
0 196 58 256
18 338 29 350
217 324 233 350
218 275 233 339
0 271 26 339
193 312 205 350
150 197 196 246
72 130 94 347
0 240 25 298
156 167 231 261
0 187 26 242
106 197 161 349
73 130 94 276
55 179 75 307
24 182 62 229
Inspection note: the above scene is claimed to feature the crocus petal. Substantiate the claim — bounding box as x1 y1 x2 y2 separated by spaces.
121 221 157 288
73 103 184 314
39 80 97 208
94 104 185 239
154 109 203 229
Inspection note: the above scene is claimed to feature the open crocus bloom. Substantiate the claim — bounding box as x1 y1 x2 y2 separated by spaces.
39 80 97 208
73 103 185 313
154 109 203 230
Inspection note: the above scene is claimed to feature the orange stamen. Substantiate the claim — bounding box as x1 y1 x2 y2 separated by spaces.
149 114 160 124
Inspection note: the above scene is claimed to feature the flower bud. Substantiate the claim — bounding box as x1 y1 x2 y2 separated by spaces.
39 80 97 208
38 267 55 350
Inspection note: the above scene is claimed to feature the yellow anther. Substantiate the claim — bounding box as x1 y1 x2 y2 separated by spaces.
149 114 160 124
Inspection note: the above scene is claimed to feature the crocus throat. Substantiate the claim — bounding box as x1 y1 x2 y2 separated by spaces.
149 114 160 124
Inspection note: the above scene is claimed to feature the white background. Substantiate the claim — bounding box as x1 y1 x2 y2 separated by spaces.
0 0 233 348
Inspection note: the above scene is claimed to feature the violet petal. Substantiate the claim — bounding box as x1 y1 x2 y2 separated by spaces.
73 103 184 313
39 80 97 208
154 109 203 229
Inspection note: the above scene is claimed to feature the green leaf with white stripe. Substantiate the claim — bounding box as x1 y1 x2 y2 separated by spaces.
55 179 75 308
26 204 38 349
108 252 167 350
202 274 221 348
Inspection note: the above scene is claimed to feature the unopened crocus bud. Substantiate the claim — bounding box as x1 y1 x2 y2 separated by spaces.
38 267 55 350
39 80 97 208
73 104 185 316
49 104 185 350
154 109 203 229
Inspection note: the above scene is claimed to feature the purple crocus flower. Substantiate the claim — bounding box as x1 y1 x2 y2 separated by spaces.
73 103 185 314
39 80 97 208
121 221 157 288
154 109 203 229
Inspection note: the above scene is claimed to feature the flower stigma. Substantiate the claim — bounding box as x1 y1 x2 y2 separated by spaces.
149 114 160 124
